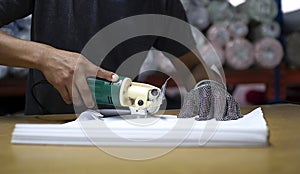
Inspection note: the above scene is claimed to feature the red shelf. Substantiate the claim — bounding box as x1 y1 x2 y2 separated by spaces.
0 78 26 97
280 64 300 100
224 67 276 101
0 64 298 103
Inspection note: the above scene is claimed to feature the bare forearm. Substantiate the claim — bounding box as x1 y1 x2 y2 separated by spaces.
0 30 117 108
169 51 208 90
0 30 48 70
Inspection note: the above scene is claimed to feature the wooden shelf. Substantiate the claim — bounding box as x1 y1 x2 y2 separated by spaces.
0 64 298 103
280 63 300 100
225 63 300 103
224 67 276 101
135 68 277 102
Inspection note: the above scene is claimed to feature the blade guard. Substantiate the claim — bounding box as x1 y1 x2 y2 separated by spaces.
120 79 161 110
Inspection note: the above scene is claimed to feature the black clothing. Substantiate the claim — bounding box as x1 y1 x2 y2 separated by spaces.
0 0 192 114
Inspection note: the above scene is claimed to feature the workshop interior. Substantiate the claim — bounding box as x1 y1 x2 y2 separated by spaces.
0 0 299 116
2 0 300 173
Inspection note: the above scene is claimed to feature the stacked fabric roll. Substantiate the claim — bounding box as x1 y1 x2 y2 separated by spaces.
0 66 29 79
199 43 225 68
245 0 283 69
0 65 8 80
286 32 300 68
186 0 211 31
8 67 29 78
207 23 230 48
254 37 283 69
228 21 249 38
253 21 281 40
225 38 254 70
0 15 31 79
183 0 283 70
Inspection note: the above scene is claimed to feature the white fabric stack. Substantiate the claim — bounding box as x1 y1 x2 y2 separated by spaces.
11 108 268 147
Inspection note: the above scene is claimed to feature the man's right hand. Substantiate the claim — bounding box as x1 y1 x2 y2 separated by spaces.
0 30 119 108
39 46 119 108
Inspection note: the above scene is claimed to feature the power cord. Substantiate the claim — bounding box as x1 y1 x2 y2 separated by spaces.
31 80 51 114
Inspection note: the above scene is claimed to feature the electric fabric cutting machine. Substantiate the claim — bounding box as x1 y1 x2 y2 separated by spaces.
87 76 167 115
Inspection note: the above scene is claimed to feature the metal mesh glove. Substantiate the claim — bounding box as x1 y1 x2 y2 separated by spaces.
178 80 243 121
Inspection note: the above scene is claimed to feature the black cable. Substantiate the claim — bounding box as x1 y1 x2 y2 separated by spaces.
31 80 51 114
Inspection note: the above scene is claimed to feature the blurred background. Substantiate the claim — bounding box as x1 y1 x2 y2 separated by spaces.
1 0 300 115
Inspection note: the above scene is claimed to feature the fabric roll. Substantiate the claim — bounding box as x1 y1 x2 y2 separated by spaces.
15 15 32 31
208 1 234 23
192 27 206 49
254 38 283 69
200 43 225 67
180 0 190 10
225 38 254 70
186 5 210 31
8 67 29 78
243 0 278 23
0 22 18 36
191 0 210 7
207 23 230 48
0 65 8 79
228 21 249 38
233 10 250 24
254 21 281 40
286 32 300 68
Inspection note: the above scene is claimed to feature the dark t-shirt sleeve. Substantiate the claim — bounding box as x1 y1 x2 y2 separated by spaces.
0 0 34 25
153 0 195 58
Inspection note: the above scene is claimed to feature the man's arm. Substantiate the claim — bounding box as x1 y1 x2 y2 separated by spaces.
0 29 118 108
179 50 208 80
167 50 208 90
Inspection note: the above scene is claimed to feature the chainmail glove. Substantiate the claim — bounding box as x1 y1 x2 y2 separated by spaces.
178 80 243 121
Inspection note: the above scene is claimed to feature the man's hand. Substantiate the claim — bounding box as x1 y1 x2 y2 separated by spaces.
0 30 118 109
39 46 119 108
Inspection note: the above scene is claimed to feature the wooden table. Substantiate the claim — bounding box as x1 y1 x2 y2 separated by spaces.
1 104 300 174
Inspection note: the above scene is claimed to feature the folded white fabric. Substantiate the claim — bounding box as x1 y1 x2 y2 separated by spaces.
11 108 268 147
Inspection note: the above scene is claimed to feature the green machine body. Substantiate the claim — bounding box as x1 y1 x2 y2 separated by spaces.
87 76 161 110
